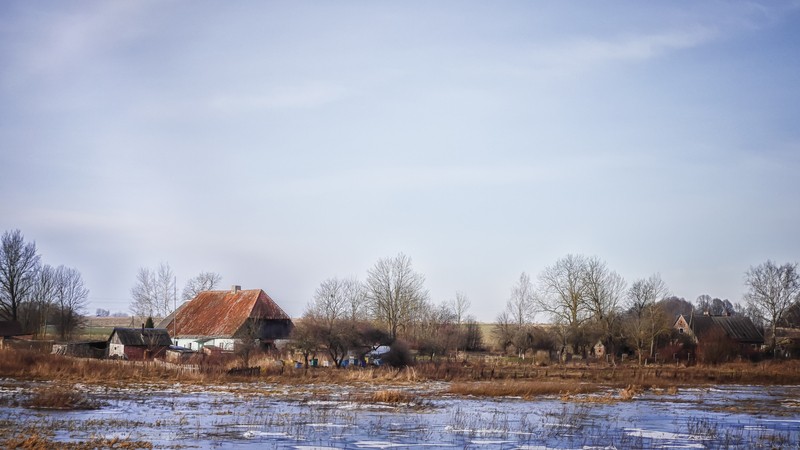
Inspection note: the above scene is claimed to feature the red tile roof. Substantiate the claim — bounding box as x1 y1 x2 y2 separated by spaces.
163 289 291 338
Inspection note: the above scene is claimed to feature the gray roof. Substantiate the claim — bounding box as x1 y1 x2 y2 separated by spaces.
110 328 172 347
0 321 24 337
690 315 764 344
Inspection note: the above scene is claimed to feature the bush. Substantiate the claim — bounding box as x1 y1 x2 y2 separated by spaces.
381 341 413 368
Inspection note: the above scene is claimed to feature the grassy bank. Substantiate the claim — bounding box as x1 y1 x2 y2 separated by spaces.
2 348 800 391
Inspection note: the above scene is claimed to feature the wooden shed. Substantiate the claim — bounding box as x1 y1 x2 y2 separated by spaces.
0 320 33 349
108 327 172 360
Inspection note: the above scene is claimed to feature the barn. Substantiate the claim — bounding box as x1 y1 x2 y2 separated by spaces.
158 285 293 352
674 313 763 347
108 327 172 360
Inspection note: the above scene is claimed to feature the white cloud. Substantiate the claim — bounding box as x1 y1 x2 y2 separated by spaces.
525 27 717 77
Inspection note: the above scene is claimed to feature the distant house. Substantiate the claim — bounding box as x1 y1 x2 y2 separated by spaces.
775 327 800 358
158 286 293 352
674 313 764 347
108 327 172 360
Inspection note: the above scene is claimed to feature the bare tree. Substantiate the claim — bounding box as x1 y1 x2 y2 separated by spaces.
450 291 472 326
507 272 537 326
625 274 670 364
492 310 515 353
27 264 57 337
290 318 319 368
448 292 476 354
415 301 459 360
745 260 800 356
182 271 222 301
343 277 368 322
309 278 350 327
130 262 176 318
0 229 41 322
365 253 428 340
582 257 626 354
301 277 368 368
53 265 89 340
538 254 590 354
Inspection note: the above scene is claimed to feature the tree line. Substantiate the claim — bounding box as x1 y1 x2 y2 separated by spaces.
292 253 483 367
295 253 800 365
0 229 88 339
4 227 798 361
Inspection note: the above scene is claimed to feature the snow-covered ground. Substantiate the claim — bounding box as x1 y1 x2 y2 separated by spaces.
0 380 798 449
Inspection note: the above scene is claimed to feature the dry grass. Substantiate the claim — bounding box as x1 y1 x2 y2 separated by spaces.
618 384 643 401
447 380 600 399
2 433 153 449
5 348 800 392
359 389 416 404
0 349 212 384
25 386 99 410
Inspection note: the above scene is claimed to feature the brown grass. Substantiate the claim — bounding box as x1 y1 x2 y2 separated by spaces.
25 386 99 410
2 432 153 449
359 389 416 403
618 384 643 401
448 380 600 399
4 348 800 392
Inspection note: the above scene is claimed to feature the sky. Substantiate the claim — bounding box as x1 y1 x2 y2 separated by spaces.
1 1 799 322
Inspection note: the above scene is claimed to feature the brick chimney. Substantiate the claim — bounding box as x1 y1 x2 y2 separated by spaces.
231 285 241 294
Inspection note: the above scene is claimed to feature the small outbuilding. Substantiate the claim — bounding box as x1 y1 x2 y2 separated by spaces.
108 327 172 360
0 320 33 349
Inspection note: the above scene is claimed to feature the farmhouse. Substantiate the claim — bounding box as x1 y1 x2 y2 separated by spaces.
674 313 764 347
159 286 293 352
108 327 172 360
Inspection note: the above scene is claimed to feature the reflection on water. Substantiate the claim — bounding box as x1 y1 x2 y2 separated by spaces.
0 381 798 449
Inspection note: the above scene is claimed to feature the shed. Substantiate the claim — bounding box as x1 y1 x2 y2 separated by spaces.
0 320 33 349
108 327 172 360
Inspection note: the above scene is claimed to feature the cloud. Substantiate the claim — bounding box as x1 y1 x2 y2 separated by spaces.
524 27 717 78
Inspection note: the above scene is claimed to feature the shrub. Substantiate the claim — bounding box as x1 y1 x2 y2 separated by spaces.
381 341 413 368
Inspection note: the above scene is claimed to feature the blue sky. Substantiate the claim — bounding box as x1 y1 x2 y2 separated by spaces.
1 1 799 321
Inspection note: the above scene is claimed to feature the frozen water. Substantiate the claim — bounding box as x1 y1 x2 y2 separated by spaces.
0 381 798 449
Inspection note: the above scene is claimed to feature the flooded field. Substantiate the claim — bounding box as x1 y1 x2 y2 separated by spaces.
1 379 798 449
